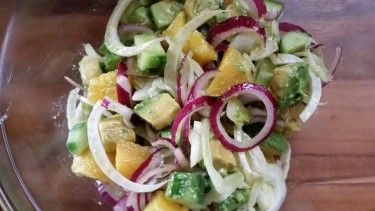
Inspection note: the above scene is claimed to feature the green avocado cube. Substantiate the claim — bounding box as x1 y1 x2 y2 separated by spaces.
165 172 206 208
134 93 180 130
150 1 183 29
270 62 309 109
134 33 166 73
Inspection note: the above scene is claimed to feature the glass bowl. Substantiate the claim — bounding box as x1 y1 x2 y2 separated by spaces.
1 0 374 211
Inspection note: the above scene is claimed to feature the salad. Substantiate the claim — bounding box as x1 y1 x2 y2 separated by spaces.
65 0 341 210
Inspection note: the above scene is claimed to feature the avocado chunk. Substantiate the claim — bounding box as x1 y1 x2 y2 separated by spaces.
270 62 309 109
99 115 136 153
150 1 183 29
134 93 180 130
99 44 123 72
280 31 312 54
165 172 207 208
217 188 250 211
260 132 289 157
66 121 88 156
210 140 237 171
255 58 275 86
134 33 166 73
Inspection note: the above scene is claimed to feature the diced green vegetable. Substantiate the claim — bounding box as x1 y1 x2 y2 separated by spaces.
255 58 275 86
280 31 312 54
150 1 183 29
217 188 250 211
270 62 309 109
128 7 152 26
66 121 88 155
160 127 171 138
134 33 166 73
260 132 289 155
165 172 206 208
99 44 124 72
120 0 155 23
134 93 180 130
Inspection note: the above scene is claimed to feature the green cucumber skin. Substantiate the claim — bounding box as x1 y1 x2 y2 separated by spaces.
66 121 88 155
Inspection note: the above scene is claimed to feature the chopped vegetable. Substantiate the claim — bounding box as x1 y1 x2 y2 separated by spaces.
280 31 312 54
134 33 166 73
71 150 115 183
87 71 117 103
134 93 180 130
255 57 275 86
270 62 309 109
150 1 183 29
217 188 250 211
99 114 135 152
99 44 124 72
206 47 252 96
260 132 289 157
66 121 88 155
165 171 207 208
115 141 150 178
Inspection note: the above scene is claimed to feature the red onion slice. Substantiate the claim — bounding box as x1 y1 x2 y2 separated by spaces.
279 22 311 36
130 150 163 182
188 70 217 101
246 0 267 18
97 182 125 206
171 96 216 145
210 83 277 152
207 16 266 48
117 62 132 107
152 138 189 168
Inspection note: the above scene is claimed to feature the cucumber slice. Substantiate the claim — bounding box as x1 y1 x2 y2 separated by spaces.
150 1 183 29
280 31 312 54
134 33 166 73
66 121 88 155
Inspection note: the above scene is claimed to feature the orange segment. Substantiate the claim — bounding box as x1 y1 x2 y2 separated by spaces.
87 71 117 103
206 47 252 96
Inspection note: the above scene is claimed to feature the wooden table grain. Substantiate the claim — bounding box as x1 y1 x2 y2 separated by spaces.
0 0 374 211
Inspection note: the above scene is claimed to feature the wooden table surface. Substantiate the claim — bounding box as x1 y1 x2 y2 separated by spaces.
0 0 375 211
